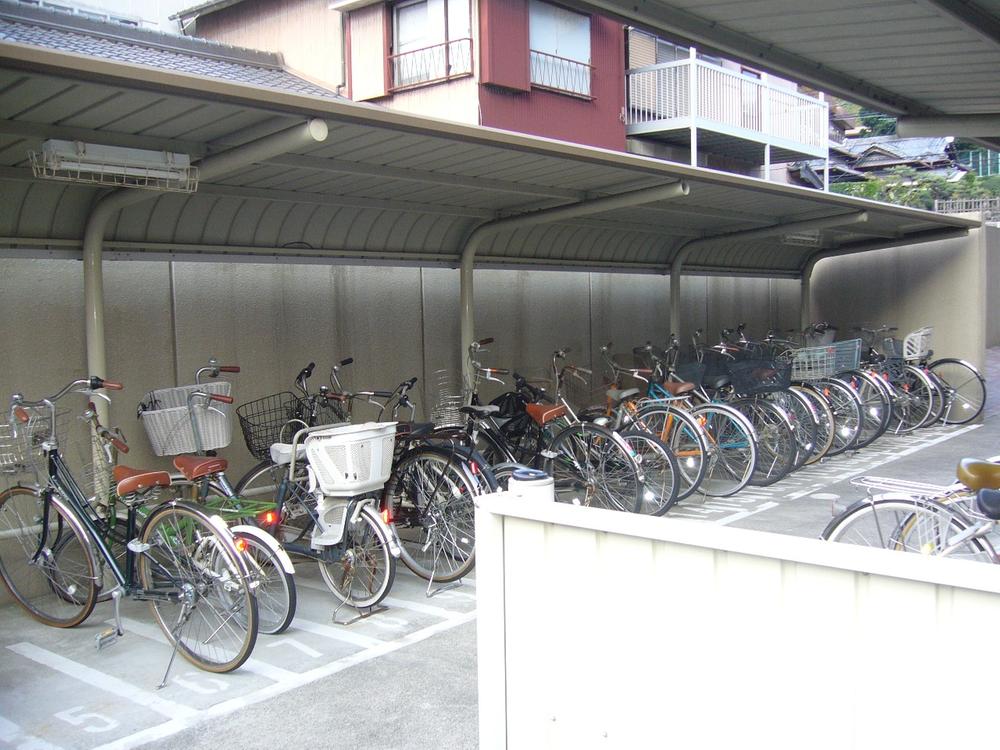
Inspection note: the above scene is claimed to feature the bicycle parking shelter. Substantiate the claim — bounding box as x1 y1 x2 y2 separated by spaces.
0 14 981 397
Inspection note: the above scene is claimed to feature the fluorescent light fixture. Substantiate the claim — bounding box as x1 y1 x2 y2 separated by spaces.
30 140 199 192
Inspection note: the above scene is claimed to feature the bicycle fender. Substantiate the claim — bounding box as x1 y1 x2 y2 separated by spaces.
928 357 983 377
230 524 296 575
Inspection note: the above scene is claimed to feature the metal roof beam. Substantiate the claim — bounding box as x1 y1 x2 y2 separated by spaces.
897 114 1000 137
265 154 588 201
460 180 690 384
0 118 207 158
918 0 1000 48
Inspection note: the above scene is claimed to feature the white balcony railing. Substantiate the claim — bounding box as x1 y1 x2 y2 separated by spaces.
390 38 473 91
529 49 592 98
626 58 828 154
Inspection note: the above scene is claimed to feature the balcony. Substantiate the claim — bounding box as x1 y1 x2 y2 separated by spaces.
529 49 593 98
626 58 828 165
390 38 473 91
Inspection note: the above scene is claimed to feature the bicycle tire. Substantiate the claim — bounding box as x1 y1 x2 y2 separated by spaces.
767 389 819 470
544 422 642 511
885 366 935 434
833 370 889 449
233 531 296 635
632 404 709 500
686 403 757 497
317 504 396 608
137 501 258 673
0 485 99 628
917 367 947 427
620 430 680 515
928 358 987 425
813 378 863 456
730 399 796 487
234 461 314 545
821 496 996 563
383 446 478 582
789 384 834 464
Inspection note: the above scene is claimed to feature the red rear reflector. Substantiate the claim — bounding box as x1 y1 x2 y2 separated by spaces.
381 508 392 524
234 537 248 553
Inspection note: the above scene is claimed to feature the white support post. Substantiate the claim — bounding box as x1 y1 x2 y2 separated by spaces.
689 47 698 167
764 144 771 181
800 266 812 332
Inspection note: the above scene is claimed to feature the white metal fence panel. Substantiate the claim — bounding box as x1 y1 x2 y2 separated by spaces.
477 497 1000 749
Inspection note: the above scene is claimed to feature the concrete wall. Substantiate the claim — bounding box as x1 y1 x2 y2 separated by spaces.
476 494 1000 749
810 225 990 369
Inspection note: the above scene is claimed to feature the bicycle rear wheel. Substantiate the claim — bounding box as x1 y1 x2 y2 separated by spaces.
886 366 934 434
731 399 796 487
821 496 995 562
790 385 834 464
814 378 863 456
545 422 642 511
632 404 709 500
687 404 757 497
384 446 477 582
318 505 395 609
834 370 889 449
233 531 295 635
138 502 258 673
0 485 98 628
929 358 987 425
768 389 819 470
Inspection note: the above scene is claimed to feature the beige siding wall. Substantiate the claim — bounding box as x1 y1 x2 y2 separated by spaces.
196 0 344 90
383 77 481 124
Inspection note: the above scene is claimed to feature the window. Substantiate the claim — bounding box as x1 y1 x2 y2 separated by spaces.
391 0 472 89
528 0 591 97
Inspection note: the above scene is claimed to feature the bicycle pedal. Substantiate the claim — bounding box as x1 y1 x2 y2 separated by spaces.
95 628 120 650
126 539 151 553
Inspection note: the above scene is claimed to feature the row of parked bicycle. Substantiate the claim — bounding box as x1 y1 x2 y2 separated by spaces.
0 321 987 683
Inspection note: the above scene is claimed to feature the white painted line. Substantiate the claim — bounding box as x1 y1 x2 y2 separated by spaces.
0 714 65 750
716 502 779 525
291 618 385 649
381 596 465 620
265 638 322 659
115 618 299 684
90 611 477 750
7 643 198 720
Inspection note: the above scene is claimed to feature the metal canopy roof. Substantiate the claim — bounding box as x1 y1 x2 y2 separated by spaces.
0 38 977 280
571 0 1000 149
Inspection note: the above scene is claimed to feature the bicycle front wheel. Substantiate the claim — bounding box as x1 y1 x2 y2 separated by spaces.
821 496 995 563
545 422 642 511
0 485 98 628
318 505 395 609
687 404 757 497
731 399 796 487
384 447 477 582
138 502 258 673
929 358 987 425
632 405 709 501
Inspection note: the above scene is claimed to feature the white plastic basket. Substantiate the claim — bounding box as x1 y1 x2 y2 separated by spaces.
304 421 396 496
138 382 232 456
903 326 933 362
789 345 835 381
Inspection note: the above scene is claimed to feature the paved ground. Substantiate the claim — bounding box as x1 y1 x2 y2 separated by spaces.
1 348 997 749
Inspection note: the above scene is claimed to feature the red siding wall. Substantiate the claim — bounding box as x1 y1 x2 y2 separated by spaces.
479 11 625 151
479 0 530 92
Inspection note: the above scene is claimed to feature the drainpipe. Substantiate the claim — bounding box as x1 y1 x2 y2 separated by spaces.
669 211 868 340
459 180 690 385
83 119 329 419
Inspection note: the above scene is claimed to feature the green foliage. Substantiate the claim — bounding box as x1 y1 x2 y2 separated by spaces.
831 167 1000 210
858 109 896 136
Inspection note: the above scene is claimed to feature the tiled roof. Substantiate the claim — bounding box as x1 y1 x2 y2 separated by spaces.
0 2 339 99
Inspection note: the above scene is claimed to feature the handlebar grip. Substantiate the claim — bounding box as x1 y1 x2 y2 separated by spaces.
305 363 315 376
13 406 29 423
478 337 494 345
94 378 123 391
372 390 393 398
405 377 418 388
209 394 234 404
339 357 354 367
487 368 511 375
324 393 348 402
218 366 240 373
110 437 129 453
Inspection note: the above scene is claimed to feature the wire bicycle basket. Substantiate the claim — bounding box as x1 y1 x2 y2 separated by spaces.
727 359 792 396
788 345 836 381
429 369 468 428
832 338 862 373
236 391 308 462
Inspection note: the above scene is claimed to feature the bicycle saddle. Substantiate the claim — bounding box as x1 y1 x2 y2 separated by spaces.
173 455 228 481
112 465 172 497
660 381 696 396
526 403 567 425
605 388 640 404
956 458 1000 492
975 488 1000 521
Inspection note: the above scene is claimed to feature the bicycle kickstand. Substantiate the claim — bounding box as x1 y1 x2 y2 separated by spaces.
158 603 195 690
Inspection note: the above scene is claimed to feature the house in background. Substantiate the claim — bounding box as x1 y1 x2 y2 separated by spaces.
54 0 831 185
